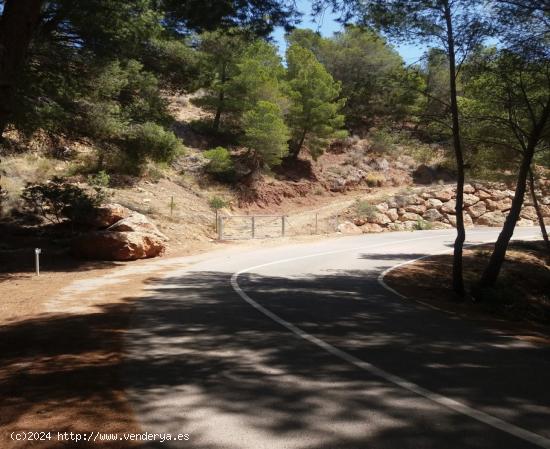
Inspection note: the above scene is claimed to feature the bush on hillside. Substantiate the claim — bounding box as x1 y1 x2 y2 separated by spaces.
203 147 235 181
21 177 105 224
122 122 184 170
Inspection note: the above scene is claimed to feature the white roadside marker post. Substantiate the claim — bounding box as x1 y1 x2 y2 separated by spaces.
35 248 41 276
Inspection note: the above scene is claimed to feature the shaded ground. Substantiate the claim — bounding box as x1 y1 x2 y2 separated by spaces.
385 240 550 342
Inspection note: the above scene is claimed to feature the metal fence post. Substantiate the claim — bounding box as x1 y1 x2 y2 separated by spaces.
35 248 41 276
218 216 224 240
281 215 286 237
251 216 255 239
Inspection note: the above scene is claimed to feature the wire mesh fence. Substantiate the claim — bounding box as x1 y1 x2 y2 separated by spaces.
217 213 340 240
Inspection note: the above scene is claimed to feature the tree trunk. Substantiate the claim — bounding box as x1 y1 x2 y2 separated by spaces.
479 99 550 288
0 0 43 136
528 167 550 252
288 129 307 160
443 1 466 297
212 62 226 133
479 150 535 287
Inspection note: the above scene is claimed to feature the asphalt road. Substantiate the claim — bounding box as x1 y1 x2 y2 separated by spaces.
124 227 550 449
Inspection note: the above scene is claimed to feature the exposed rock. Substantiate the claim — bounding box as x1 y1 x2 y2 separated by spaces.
72 231 165 261
467 201 487 218
401 220 419 231
387 222 405 232
516 218 534 227
495 198 512 211
369 212 392 226
477 211 506 227
441 199 456 214
424 208 443 222
430 222 453 230
463 184 476 194
337 221 363 235
108 212 169 241
476 189 492 200
520 206 538 221
489 190 509 201
540 204 550 217
434 189 454 202
405 204 427 214
463 194 480 207
362 223 385 233
447 213 474 228
485 199 498 211
426 198 443 209
80 203 131 228
353 218 367 226
375 202 389 213
399 212 422 222
386 208 399 222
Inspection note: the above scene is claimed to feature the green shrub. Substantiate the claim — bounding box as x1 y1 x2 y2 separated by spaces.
21 177 103 224
123 122 184 169
209 196 228 210
88 170 110 188
369 129 395 153
355 200 377 219
203 147 235 181
414 219 433 230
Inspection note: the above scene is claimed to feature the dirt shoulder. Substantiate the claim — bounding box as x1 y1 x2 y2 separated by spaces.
384 240 550 345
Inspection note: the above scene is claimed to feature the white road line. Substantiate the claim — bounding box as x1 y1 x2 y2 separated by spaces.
230 230 550 449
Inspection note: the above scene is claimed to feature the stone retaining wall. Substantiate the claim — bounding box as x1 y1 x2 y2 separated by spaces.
343 182 550 234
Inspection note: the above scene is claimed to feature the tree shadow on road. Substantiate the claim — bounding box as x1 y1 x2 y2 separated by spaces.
121 269 550 449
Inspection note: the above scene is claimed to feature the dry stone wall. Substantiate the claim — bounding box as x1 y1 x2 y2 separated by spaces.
341 182 550 234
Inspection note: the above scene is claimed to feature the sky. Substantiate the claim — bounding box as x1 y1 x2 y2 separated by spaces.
271 0 427 65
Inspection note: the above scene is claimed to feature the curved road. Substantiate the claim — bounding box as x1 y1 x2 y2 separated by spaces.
124 227 550 449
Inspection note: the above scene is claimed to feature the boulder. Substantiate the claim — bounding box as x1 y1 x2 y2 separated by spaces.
430 222 453 230
426 198 443 209
447 214 474 228
467 201 487 218
434 189 454 202
495 198 512 211
387 222 405 232
79 203 131 228
369 212 392 226
362 223 385 233
463 194 480 207
399 212 422 222
338 221 363 235
72 231 165 261
489 189 509 201
353 218 367 226
386 208 399 222
441 199 457 214
540 204 550 217
520 206 538 221
476 189 492 200
401 220 419 231
375 202 389 213
423 208 443 222
477 211 506 227
107 212 169 241
463 184 476 194
405 204 427 215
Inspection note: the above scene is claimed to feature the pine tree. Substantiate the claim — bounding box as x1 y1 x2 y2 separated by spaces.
285 45 346 160
242 101 290 168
